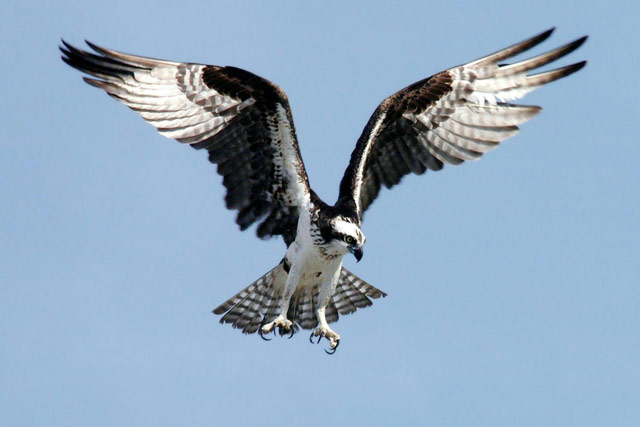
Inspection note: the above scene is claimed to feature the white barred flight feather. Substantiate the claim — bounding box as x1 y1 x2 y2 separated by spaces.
337 29 587 218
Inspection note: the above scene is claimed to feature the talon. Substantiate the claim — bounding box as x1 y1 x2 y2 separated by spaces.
309 330 324 344
258 328 272 341
278 326 293 338
325 339 339 355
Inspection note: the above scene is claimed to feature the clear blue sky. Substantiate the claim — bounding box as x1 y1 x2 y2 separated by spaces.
2 1 639 426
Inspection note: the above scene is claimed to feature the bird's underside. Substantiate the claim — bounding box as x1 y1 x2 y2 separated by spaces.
213 259 386 350
61 28 586 353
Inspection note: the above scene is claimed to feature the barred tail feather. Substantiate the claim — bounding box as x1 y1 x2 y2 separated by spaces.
332 267 387 315
289 267 387 330
213 263 387 335
212 264 286 334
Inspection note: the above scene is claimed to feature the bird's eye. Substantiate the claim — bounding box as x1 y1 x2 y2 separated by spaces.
345 236 355 244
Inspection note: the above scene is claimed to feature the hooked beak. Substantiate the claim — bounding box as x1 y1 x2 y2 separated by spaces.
350 246 364 262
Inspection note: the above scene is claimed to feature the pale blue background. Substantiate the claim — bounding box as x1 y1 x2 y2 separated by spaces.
2 1 639 426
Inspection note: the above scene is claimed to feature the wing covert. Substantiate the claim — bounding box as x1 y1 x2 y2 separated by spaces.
61 41 310 244
337 28 587 219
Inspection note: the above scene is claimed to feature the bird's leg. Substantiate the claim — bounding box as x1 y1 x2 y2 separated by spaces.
260 259 301 336
311 264 341 352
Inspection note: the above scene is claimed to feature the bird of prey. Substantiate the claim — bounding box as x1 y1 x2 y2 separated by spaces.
61 28 586 353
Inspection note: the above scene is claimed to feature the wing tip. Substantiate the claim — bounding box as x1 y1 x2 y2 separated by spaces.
84 39 106 55
574 34 589 46
469 27 557 66
59 39 77 59
524 27 556 51
59 38 70 51
540 26 556 40
551 60 588 79
572 60 588 71
557 35 588 59
81 76 106 89
559 35 589 55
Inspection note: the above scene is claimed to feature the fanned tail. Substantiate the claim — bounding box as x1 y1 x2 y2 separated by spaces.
213 263 386 335
323 267 387 323
212 263 287 334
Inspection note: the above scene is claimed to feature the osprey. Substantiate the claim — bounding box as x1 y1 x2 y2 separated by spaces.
61 28 586 353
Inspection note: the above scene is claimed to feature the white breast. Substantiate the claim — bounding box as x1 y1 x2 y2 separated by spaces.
285 209 343 290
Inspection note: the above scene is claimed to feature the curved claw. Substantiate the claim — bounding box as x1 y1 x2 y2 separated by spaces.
258 328 272 341
325 339 340 355
277 326 293 338
309 330 325 345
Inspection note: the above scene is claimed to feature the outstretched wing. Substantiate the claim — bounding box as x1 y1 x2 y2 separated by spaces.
61 41 310 244
337 28 587 220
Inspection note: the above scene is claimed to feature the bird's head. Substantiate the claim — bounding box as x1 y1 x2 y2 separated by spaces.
328 216 366 261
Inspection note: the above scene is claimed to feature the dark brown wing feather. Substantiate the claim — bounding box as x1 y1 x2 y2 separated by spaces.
337 28 587 220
